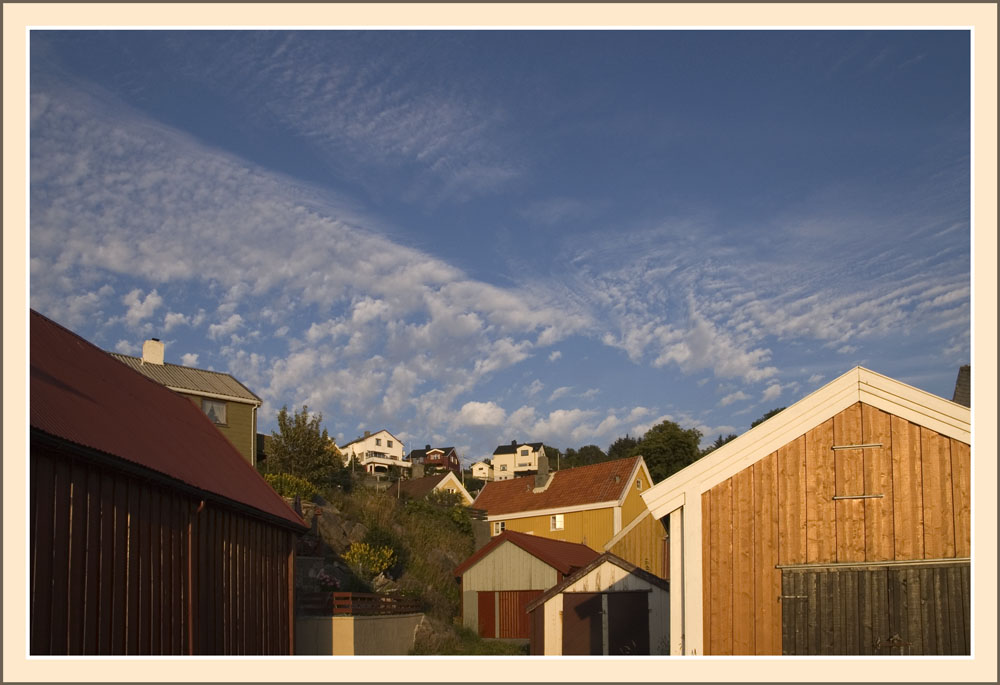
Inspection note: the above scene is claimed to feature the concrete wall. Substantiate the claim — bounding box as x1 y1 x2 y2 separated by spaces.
296 614 425 655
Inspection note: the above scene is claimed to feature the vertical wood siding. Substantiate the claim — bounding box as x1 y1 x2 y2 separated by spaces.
608 512 668 579
701 403 971 655
30 445 296 655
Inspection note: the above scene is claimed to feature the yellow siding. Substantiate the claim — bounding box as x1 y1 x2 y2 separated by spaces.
620 469 651 526
500 508 615 552
608 512 668 578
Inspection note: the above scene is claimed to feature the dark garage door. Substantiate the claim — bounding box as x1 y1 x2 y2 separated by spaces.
781 562 970 655
562 592 650 655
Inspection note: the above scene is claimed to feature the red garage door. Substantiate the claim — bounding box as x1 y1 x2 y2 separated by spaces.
479 591 543 639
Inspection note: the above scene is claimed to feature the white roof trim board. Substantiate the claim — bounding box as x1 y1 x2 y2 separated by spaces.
642 366 971 520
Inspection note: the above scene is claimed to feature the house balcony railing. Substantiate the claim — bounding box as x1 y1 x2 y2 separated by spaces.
359 453 411 468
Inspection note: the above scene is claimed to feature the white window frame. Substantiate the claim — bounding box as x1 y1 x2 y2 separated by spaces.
636 479 643 491
494 521 506 535
550 514 564 531
202 398 227 425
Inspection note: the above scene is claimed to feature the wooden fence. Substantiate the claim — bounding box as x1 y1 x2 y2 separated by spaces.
299 592 422 616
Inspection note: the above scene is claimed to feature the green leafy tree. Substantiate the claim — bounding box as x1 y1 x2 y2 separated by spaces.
576 444 607 465
263 405 347 491
630 421 702 482
701 433 739 457
608 434 640 461
751 407 787 428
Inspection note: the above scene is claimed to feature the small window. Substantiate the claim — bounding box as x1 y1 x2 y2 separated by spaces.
494 521 506 535
500 464 507 471
387 440 393 447
202 399 227 425
550 514 564 531
375 438 382 446
636 479 643 491
520 448 529 456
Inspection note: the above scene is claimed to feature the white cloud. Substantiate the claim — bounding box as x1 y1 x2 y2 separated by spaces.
453 401 507 428
719 390 750 407
808 373 825 384
526 379 544 397
180 352 200 366
164 311 189 331
114 339 138 355
548 386 573 403
548 350 562 362
121 288 163 328
208 313 244 341
762 383 783 402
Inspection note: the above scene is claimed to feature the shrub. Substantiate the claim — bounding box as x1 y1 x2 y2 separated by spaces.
343 541 396 580
263 472 319 500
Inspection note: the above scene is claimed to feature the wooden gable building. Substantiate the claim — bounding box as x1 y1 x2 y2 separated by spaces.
642 367 971 656
30 310 307 655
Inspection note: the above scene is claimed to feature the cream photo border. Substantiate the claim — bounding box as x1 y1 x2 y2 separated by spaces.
4 2 996 682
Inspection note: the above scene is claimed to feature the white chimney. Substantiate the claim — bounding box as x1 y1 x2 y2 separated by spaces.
142 338 165 365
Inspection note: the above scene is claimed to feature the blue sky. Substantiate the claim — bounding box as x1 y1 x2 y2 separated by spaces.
29 29 971 466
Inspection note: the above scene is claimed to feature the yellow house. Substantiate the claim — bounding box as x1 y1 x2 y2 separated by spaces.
472 455 667 578
110 339 261 464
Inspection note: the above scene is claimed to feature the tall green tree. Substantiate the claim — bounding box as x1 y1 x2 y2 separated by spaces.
607 434 640 461
751 407 787 428
263 405 348 490
630 421 702 483
701 433 739 457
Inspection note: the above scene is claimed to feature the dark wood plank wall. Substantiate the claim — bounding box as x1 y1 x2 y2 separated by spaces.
30 445 296 655
781 564 970 655
701 402 971 655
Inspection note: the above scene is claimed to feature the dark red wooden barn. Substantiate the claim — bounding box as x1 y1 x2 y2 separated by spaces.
30 310 308 655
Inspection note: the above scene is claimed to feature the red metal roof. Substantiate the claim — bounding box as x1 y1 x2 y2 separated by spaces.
471 456 643 516
30 310 305 530
454 530 600 578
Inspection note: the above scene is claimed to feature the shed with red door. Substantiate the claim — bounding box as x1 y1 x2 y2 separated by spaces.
453 530 598 640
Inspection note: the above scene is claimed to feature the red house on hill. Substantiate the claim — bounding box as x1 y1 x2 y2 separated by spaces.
30 310 307 655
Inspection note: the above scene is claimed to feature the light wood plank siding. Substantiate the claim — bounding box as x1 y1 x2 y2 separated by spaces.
700 402 971 655
500 508 615 552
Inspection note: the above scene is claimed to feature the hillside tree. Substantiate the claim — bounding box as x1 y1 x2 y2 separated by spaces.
607 434 640 461
630 420 702 483
263 404 349 490
751 407 787 428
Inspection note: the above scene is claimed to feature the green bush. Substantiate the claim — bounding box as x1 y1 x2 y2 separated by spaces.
263 472 319 500
343 541 396 580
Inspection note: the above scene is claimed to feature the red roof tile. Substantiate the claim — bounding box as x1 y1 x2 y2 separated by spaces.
471 456 643 516
454 530 600 578
30 310 305 530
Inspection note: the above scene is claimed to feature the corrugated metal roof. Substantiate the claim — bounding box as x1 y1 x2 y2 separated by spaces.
453 530 599 578
31 310 304 530
109 353 260 403
471 456 642 516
